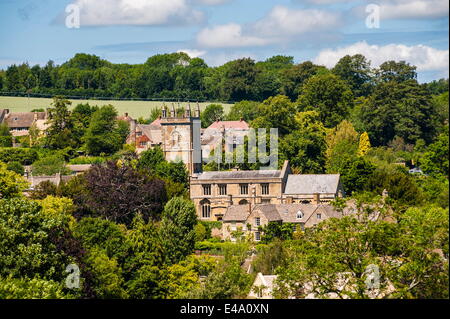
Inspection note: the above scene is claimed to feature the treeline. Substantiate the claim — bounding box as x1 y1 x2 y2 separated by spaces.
0 52 448 102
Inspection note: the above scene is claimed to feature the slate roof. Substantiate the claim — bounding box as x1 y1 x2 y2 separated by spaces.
284 174 341 195
197 170 281 180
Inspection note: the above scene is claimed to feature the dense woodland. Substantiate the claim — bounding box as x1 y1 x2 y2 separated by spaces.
0 53 448 299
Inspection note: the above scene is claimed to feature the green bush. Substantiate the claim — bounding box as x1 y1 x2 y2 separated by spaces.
0 136 12 147
6 161 24 176
0 148 38 165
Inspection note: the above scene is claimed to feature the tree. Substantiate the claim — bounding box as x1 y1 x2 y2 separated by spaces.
251 95 298 136
0 162 28 199
222 58 259 101
274 207 448 299
83 161 167 225
6 161 24 176
226 100 261 122
0 123 12 147
377 61 417 83
358 132 371 157
325 120 359 160
201 104 224 128
332 54 373 97
279 111 327 173
339 157 376 195
44 97 76 149
160 197 198 265
359 80 438 146
421 129 449 178
280 61 326 100
84 105 125 155
31 155 70 176
0 198 72 282
298 73 354 128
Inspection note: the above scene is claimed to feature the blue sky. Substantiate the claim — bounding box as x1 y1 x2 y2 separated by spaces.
0 0 448 82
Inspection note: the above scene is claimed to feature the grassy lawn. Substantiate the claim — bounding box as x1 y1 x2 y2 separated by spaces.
0 96 233 119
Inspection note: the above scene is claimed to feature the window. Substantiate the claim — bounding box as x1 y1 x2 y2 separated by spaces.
261 199 271 204
139 141 147 147
296 210 304 219
255 232 261 241
231 222 237 231
136 131 142 137
261 183 269 195
239 199 248 205
201 199 211 219
317 213 322 220
219 184 227 195
203 184 211 196
240 184 248 195
254 217 261 227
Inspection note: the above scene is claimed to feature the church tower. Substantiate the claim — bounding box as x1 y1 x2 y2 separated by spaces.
160 102 202 175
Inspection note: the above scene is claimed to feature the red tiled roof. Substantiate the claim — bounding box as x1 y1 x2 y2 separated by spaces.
150 117 162 127
207 120 249 130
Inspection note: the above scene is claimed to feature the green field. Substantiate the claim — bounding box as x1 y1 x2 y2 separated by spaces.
0 96 233 119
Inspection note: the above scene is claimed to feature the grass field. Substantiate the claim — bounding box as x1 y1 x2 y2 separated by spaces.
0 96 233 119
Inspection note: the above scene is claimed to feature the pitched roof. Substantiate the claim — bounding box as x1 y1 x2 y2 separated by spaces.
207 120 249 130
223 202 352 223
150 117 162 127
257 273 278 289
197 169 281 180
3 112 46 128
137 124 162 144
222 205 250 222
284 174 341 195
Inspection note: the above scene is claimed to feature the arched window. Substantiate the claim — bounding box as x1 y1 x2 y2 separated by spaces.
200 199 211 219
296 210 304 219
239 199 248 205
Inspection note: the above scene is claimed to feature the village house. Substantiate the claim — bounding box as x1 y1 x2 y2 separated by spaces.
201 119 250 160
221 199 357 241
0 109 48 136
190 160 345 222
248 273 279 299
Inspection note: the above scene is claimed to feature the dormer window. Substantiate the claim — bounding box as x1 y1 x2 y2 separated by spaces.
296 211 304 219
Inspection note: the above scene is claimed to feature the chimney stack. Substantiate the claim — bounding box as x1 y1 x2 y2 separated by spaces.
312 193 320 205
195 102 200 118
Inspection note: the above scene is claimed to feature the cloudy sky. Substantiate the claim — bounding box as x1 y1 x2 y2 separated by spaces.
0 0 448 82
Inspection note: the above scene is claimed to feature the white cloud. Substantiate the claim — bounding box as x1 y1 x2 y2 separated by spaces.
352 0 449 20
252 6 341 37
178 49 207 58
377 0 449 19
197 23 271 48
69 0 203 26
314 41 449 75
196 6 340 48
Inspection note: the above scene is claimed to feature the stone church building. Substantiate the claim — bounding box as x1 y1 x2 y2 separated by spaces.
124 104 345 221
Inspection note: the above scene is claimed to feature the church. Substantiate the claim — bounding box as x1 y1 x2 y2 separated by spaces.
125 104 345 221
